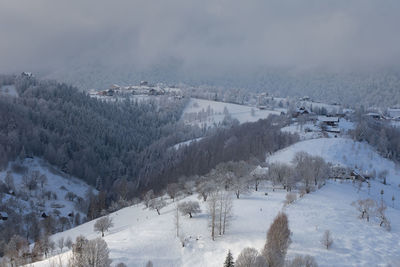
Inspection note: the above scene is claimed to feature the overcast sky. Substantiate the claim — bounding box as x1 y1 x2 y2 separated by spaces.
1 0 400 77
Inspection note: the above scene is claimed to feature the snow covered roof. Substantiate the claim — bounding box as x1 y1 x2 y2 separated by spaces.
318 116 339 122
0 212 8 217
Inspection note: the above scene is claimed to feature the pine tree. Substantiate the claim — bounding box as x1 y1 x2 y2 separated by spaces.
224 250 234 267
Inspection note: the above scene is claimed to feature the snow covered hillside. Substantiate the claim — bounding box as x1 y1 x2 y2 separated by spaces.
182 98 282 128
0 158 94 220
30 136 400 267
31 180 400 267
267 138 400 211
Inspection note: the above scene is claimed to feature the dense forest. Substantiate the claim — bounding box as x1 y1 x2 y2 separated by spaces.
0 74 298 199
0 75 193 191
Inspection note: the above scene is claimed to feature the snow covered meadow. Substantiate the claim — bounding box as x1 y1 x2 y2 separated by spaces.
30 138 400 267
181 98 282 127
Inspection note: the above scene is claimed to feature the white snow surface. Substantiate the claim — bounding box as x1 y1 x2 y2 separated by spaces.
182 98 281 127
30 181 400 267
267 137 400 210
29 137 400 267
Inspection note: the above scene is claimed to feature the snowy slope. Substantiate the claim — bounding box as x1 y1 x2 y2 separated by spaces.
267 137 400 211
267 138 400 186
31 180 400 267
182 98 281 127
28 137 400 267
0 158 93 218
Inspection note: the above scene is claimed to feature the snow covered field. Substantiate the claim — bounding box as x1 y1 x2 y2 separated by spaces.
31 181 400 267
31 137 400 267
182 98 282 127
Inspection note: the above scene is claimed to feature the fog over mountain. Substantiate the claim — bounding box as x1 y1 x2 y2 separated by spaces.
1 0 400 92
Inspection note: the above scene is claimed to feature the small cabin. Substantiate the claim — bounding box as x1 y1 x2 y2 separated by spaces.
41 212 49 218
318 116 339 127
350 170 366 182
0 212 8 221
293 106 311 118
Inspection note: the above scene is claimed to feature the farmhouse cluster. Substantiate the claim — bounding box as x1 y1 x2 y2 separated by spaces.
90 81 183 98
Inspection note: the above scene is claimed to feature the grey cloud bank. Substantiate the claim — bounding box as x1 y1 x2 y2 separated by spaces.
1 0 400 85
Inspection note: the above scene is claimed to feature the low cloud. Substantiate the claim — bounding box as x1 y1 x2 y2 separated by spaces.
1 0 399 79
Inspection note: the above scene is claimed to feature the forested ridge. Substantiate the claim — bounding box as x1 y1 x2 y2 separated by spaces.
0 75 189 191
0 74 298 206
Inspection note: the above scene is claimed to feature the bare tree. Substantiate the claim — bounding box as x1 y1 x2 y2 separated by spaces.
269 163 293 191
146 260 154 267
377 204 391 231
196 178 216 201
221 191 233 235
263 212 291 267
65 237 73 250
94 216 114 237
184 180 196 195
178 201 201 218
167 183 182 201
57 237 65 252
149 197 166 215
235 247 260 267
207 190 219 241
231 176 251 199
174 204 180 238
352 198 377 222
286 255 318 267
83 238 112 267
143 190 154 208
72 237 112 267
72 235 88 266
321 230 333 249
4 235 29 266
378 170 388 185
